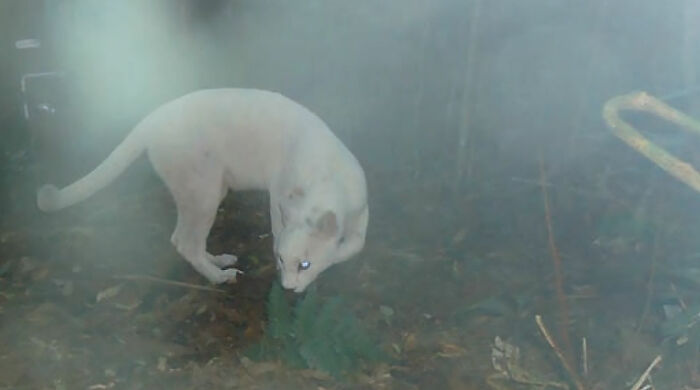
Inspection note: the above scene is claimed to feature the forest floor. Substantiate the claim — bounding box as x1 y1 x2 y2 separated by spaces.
2 153 700 390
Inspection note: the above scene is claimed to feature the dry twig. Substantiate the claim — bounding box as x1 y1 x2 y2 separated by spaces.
629 355 662 390
535 315 587 390
581 337 588 377
114 274 229 293
637 235 660 332
538 156 573 363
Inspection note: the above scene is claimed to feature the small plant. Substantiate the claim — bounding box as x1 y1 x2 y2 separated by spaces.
246 282 384 378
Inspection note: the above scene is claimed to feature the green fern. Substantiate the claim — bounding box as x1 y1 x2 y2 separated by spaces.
246 281 384 377
267 281 293 341
293 284 320 342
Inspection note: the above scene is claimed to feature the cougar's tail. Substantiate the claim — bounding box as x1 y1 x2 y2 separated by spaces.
37 127 147 212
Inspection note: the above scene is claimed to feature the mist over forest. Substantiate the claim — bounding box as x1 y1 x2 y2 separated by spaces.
1 1 700 388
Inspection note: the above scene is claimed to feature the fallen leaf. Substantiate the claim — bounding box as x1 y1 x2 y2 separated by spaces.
96 284 124 303
247 361 279 376
437 343 466 358
157 357 167 372
31 266 50 281
451 228 468 244
300 369 332 381
402 333 417 352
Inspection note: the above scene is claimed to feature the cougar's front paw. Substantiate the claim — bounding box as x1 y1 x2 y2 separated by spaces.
209 253 238 268
208 267 243 284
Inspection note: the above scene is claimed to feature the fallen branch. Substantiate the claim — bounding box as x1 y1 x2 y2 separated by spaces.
581 337 588 377
114 274 229 293
603 91 700 193
535 315 587 390
637 235 660 333
538 156 573 364
629 355 662 390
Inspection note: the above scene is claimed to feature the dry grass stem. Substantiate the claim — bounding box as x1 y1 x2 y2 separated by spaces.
535 315 586 390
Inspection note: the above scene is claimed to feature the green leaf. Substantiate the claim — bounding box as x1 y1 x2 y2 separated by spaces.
247 282 386 378
266 281 293 341
293 286 319 342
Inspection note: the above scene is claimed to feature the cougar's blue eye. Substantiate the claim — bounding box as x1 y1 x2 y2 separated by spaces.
299 260 311 271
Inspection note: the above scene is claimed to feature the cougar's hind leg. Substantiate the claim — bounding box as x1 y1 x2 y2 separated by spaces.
206 185 238 268
164 167 239 284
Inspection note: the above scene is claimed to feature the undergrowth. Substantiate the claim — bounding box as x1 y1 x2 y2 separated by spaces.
246 282 384 378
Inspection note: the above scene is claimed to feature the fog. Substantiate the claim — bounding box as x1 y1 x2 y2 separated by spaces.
30 0 689 175
2 0 700 388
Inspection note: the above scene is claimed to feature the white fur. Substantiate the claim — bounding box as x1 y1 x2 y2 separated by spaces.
37 88 368 292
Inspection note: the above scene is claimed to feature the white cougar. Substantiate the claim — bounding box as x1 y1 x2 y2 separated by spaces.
37 88 368 292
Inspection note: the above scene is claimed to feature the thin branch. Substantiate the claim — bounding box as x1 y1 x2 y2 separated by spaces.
629 355 662 390
539 156 573 364
535 315 587 390
637 234 660 332
113 274 230 293
454 0 483 190
582 337 588 377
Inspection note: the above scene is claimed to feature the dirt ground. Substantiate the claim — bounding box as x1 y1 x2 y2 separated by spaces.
2 152 700 390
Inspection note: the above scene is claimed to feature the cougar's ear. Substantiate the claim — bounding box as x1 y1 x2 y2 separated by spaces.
314 210 338 238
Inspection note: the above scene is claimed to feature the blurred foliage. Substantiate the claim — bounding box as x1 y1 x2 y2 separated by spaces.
246 282 385 378
658 304 700 342
596 212 656 243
